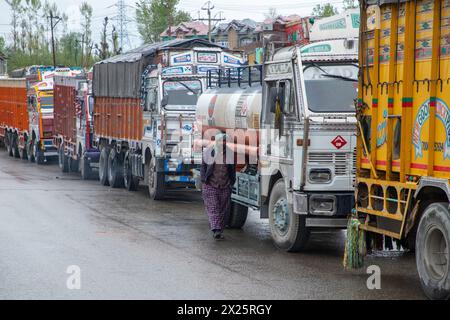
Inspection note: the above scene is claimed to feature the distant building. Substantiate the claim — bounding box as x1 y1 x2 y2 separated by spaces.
160 22 209 41
211 19 260 50
260 14 303 44
0 53 7 76
285 17 312 46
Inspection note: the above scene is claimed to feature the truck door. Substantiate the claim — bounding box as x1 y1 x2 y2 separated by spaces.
262 78 297 165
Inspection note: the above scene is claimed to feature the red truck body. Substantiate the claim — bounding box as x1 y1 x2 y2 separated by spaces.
54 78 80 144
0 79 28 138
94 97 143 142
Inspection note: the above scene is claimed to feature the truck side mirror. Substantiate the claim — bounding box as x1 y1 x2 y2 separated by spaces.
283 81 291 115
278 86 286 114
269 87 278 113
161 95 169 108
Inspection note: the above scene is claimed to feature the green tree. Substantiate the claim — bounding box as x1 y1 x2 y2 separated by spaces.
136 0 192 43
312 3 339 18
343 0 359 10
95 17 110 60
5 0 22 52
58 32 83 66
80 1 93 67
0 36 6 55
111 26 122 56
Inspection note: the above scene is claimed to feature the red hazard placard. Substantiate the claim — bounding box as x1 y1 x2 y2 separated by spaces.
331 136 347 149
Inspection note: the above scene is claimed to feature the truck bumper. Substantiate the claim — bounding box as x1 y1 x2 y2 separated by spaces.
43 140 58 157
293 191 353 228
306 218 348 228
158 158 199 188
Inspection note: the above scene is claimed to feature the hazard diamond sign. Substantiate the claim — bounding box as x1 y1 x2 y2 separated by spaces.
331 136 347 149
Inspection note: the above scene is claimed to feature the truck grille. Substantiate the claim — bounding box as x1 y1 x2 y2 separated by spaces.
309 150 356 176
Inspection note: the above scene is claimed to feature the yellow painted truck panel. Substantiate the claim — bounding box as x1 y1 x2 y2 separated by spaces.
357 0 450 238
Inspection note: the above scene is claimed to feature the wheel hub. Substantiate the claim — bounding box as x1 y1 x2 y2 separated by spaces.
273 198 289 236
425 226 449 281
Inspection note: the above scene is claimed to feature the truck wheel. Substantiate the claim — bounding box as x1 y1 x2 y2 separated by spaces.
227 202 248 229
12 134 20 158
5 133 13 157
27 140 35 163
107 148 124 188
58 147 69 173
80 155 92 180
148 158 165 200
124 152 139 191
416 202 450 300
268 179 310 252
69 157 79 173
99 147 110 186
18 144 27 160
35 144 45 165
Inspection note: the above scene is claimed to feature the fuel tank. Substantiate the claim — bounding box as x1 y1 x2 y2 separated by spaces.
195 85 262 158
196 85 262 131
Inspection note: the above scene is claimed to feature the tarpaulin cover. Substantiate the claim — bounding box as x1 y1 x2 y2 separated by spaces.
93 38 224 98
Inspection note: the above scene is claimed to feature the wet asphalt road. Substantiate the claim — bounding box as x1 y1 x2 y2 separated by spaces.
0 149 425 300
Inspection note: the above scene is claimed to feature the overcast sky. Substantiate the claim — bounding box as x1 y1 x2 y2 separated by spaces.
0 0 345 50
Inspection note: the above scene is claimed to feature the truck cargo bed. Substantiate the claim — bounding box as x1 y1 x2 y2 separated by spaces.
0 79 28 136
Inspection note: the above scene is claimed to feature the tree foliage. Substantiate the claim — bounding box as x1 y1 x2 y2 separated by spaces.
2 0 120 72
312 3 339 18
136 0 192 43
80 2 93 68
343 0 359 10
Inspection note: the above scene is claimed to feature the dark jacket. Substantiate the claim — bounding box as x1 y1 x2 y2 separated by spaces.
200 146 236 187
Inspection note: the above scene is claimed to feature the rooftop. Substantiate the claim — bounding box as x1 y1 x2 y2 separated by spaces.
161 22 209 38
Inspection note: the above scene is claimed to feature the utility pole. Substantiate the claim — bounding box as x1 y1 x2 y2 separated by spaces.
197 1 225 42
48 11 62 68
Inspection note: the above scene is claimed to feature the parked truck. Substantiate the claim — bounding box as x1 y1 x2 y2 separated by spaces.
0 78 28 157
92 38 244 199
356 0 450 299
195 38 359 251
1 66 55 164
0 67 81 164
53 73 98 179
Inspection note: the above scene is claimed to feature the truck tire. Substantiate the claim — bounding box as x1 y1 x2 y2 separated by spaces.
268 179 310 252
99 147 110 186
18 144 27 160
58 147 69 173
80 155 92 180
227 202 248 229
6 133 13 157
148 158 165 200
12 134 20 158
123 152 139 191
416 202 450 300
69 157 79 173
27 140 35 163
35 143 45 165
107 148 124 188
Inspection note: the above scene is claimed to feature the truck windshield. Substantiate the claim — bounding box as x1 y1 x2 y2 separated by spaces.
303 64 358 113
163 80 202 110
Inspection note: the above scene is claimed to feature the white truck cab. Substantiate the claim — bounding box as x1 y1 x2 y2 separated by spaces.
196 38 358 251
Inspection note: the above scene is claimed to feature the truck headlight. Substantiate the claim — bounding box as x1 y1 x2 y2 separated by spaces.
309 169 332 183
310 195 336 216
